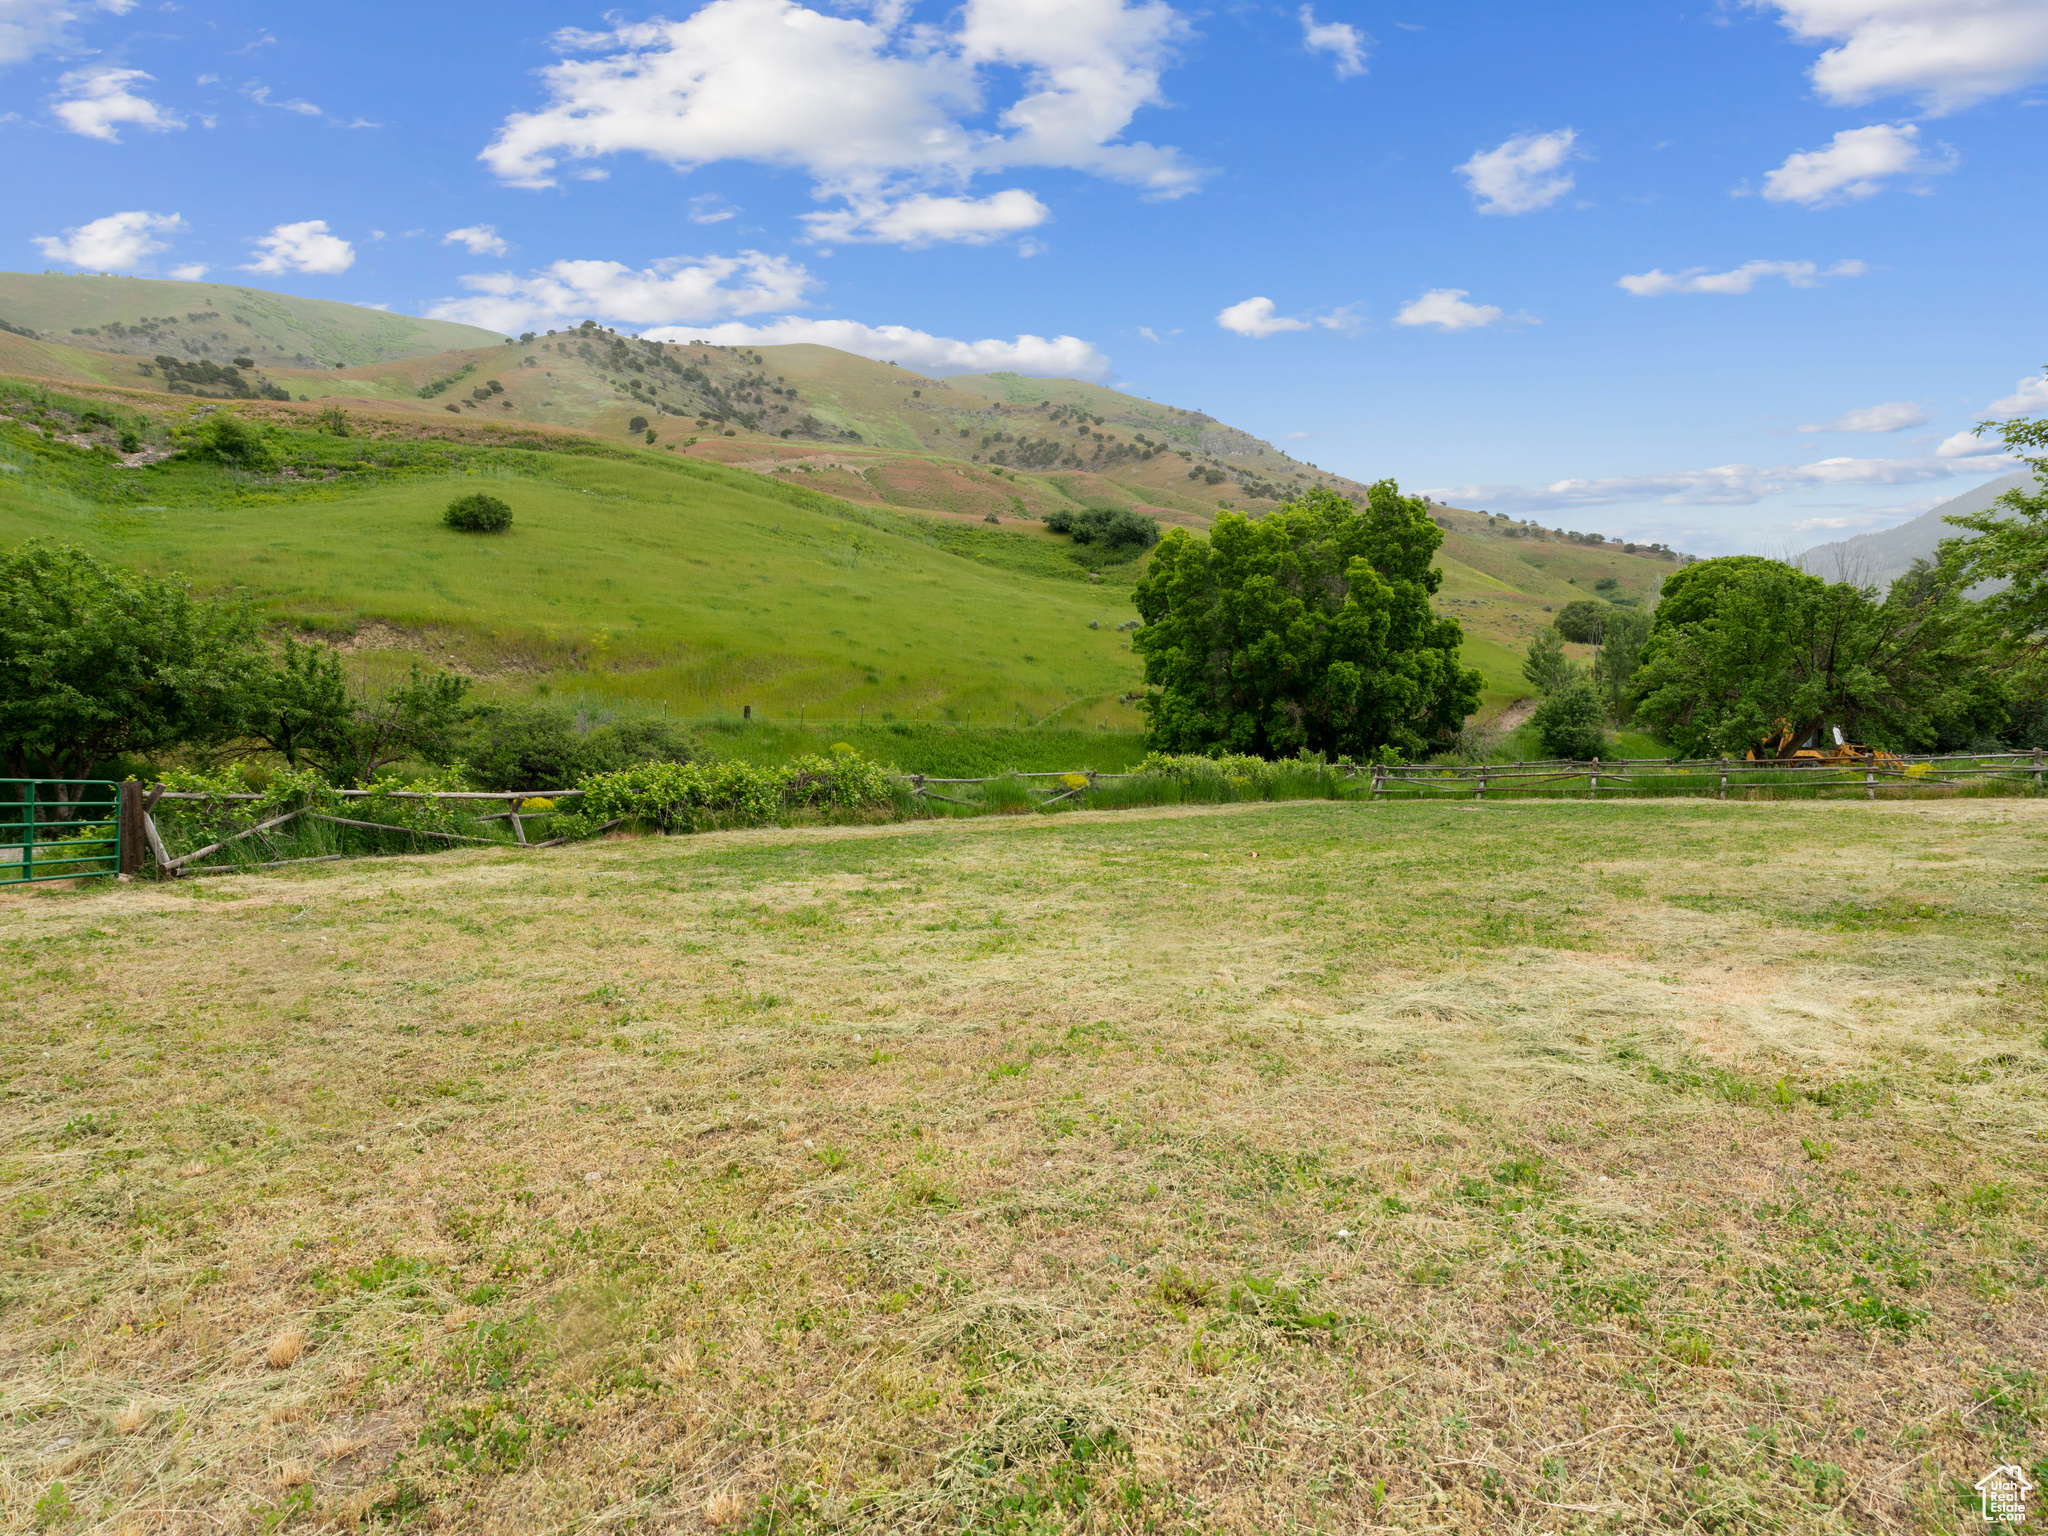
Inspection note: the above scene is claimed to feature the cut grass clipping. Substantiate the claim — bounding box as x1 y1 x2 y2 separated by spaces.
2 796 2044 1532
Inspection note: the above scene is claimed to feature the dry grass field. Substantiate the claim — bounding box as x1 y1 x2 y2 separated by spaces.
3 798 2045 1534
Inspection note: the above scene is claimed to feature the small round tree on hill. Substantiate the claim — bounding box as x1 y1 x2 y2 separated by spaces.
444 493 512 533
628 416 649 433
1553 599 1608 643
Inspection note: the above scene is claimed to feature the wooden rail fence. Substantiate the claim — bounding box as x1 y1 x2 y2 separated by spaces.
135 786 590 878
108 746 2048 879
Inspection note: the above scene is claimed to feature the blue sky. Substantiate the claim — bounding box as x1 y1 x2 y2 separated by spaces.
6 0 2047 553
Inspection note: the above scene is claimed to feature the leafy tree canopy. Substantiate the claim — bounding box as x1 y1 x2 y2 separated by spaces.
1131 483 1481 760
0 541 257 781
1630 558 1981 757
242 650 471 787
1532 678 1609 759
1553 599 1608 643
1521 627 1576 696
1649 555 1784 634
1939 384 2048 656
1592 605 1653 723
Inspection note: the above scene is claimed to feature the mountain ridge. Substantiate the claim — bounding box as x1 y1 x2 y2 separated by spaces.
0 274 1699 716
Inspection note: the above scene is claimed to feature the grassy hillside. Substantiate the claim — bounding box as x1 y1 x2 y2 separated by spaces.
0 271 503 368
0 378 1148 727
0 278 1695 728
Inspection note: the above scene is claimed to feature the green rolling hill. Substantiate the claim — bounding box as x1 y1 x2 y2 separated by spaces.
0 271 503 369
0 276 1689 729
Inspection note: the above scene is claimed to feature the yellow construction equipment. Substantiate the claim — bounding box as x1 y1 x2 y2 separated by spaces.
1745 721 1903 768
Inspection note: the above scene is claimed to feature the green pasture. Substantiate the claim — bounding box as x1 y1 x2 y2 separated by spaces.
0 395 1147 723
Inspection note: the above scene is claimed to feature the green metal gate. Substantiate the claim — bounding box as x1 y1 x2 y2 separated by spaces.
0 780 122 884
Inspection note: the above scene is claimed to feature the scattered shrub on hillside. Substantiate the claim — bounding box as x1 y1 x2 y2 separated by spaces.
314 404 350 437
181 412 273 470
444 492 512 533
644 428 657 444
1043 505 1160 559
628 416 649 433
1554 599 1608 643
1532 679 1610 760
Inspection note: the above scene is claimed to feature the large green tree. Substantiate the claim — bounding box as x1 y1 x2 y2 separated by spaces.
1630 559 1981 756
1940 385 2048 655
0 542 258 787
1131 484 1482 759
242 643 472 787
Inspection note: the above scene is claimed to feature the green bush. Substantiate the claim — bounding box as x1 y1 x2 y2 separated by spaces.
182 412 273 470
1532 679 1611 759
576 752 896 833
462 704 700 791
1553 599 1607 643
1044 505 1160 559
444 493 512 533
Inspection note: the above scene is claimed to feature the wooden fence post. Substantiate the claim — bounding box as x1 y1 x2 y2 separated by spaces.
1590 757 1599 797
140 786 172 876
1864 750 1876 801
1718 757 1728 801
1477 764 1486 801
118 781 145 876
506 795 528 846
2034 746 2043 793
1371 764 1384 801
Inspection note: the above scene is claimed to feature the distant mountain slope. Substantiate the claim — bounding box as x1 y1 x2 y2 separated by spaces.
0 271 503 368
0 281 1694 718
1796 472 2039 586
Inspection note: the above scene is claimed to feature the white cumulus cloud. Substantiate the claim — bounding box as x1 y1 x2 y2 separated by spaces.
1394 288 1513 331
1936 430 1989 457
1215 296 1359 338
426 251 814 334
650 316 1111 380
443 224 509 256
479 0 1201 243
1759 122 1950 206
0 0 135 68
1456 128 1578 215
1618 258 1868 296
242 219 355 275
168 262 209 281
51 65 182 140
1988 370 2048 417
1429 448 2015 513
1753 0 2048 114
801 189 1049 246
1796 400 1927 433
1299 6 1367 79
1216 296 1309 338
32 208 184 269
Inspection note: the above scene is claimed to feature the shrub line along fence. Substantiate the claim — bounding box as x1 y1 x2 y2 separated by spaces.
6 747 2044 887
132 785 597 878
1366 749 2048 802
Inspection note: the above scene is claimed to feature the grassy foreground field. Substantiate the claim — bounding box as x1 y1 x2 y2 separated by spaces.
4 800 2044 1533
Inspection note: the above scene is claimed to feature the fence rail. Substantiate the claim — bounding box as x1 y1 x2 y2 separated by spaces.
143 786 588 878
12 748 2045 887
